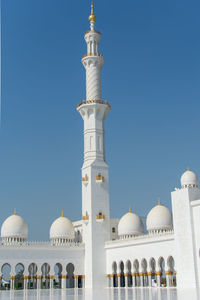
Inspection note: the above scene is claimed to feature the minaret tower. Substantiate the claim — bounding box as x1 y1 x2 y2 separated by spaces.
77 2 111 289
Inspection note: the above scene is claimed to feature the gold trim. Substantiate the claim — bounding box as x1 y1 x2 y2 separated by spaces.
110 274 114 278
147 272 152 276
96 213 105 220
156 272 162 276
117 274 121 278
132 273 136 277
82 175 89 182
81 275 85 279
82 213 89 220
96 174 104 181
89 1 96 23
106 274 110 278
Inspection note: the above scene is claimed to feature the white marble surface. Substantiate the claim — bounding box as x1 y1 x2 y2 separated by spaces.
0 288 199 300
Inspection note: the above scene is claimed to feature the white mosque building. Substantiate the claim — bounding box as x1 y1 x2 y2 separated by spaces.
0 4 200 291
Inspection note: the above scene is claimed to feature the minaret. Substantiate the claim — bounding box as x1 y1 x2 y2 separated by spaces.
77 2 111 289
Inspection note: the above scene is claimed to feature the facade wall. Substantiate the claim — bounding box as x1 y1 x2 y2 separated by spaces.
105 234 175 275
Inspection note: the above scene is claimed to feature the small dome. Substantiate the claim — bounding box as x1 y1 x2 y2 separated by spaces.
118 208 144 237
1 210 28 240
146 201 172 232
50 211 75 241
181 169 198 188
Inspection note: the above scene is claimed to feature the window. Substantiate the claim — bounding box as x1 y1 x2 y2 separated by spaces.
112 227 115 233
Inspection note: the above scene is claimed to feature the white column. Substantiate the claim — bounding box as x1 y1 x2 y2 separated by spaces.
147 272 152 287
74 275 78 288
132 274 136 287
144 273 148 286
24 275 28 290
10 276 15 290
156 272 161 287
36 275 41 289
81 275 85 288
124 274 128 287
117 274 121 288
50 275 54 289
61 275 66 289
107 275 111 288
139 273 143 287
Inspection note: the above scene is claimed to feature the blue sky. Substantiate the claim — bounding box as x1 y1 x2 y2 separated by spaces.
1 0 200 240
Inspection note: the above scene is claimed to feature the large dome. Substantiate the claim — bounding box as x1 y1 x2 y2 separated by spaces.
146 200 172 232
1 210 28 240
118 209 144 237
50 211 75 241
181 169 198 188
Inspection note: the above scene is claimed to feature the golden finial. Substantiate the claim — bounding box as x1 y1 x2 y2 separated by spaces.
61 209 64 217
89 0 96 23
14 208 17 215
158 198 161 206
129 206 132 213
187 167 190 171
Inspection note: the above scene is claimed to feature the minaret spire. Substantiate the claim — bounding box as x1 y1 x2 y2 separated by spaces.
89 0 96 30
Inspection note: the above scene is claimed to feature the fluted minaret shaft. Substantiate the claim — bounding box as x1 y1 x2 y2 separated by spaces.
82 24 104 101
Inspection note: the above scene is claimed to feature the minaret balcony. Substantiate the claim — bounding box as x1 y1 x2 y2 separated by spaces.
82 214 89 224
96 174 104 183
96 213 105 223
82 175 89 185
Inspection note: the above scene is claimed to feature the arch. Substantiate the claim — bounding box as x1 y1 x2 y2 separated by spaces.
126 260 132 287
66 263 75 288
119 261 125 287
112 261 117 287
133 259 139 287
167 256 176 287
54 263 62 289
15 263 24 290
41 263 50 289
149 257 156 286
28 263 37 289
1 263 11 290
158 257 166 286
141 258 148 286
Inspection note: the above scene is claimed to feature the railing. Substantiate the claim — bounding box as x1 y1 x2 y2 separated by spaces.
105 230 174 245
0 241 85 248
77 100 111 109
82 53 104 59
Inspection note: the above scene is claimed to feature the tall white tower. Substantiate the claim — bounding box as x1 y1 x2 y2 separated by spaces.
77 3 111 289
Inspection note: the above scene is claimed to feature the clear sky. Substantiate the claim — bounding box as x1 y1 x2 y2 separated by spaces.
1 0 200 240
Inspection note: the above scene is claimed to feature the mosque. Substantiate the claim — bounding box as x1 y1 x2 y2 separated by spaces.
0 3 200 291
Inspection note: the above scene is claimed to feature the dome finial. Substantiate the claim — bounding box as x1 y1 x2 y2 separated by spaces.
89 0 96 25
61 209 64 217
14 208 17 215
129 206 132 212
158 198 161 206
187 166 190 171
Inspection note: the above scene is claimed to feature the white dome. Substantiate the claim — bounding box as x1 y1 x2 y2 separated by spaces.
181 169 198 188
146 203 172 232
118 210 144 237
1 212 28 239
50 214 75 240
